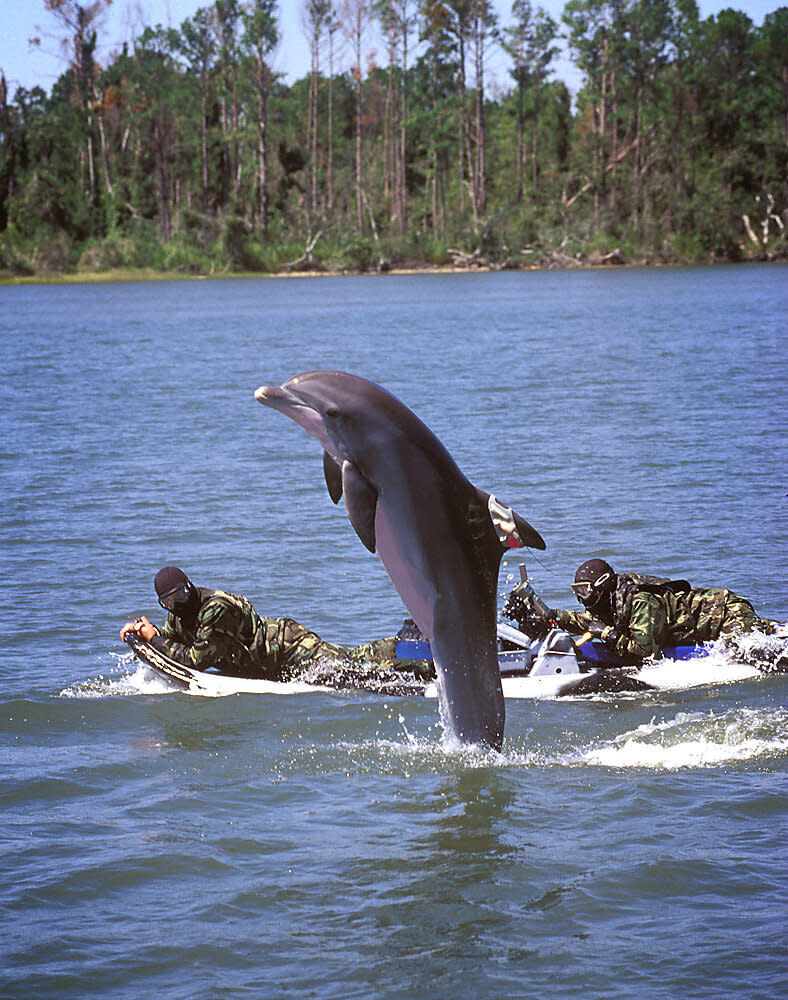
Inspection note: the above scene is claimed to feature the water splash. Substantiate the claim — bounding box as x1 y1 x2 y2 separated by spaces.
60 659 174 699
725 628 788 674
293 653 426 697
61 650 334 700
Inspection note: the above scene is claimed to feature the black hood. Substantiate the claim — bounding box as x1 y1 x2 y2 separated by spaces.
154 565 200 621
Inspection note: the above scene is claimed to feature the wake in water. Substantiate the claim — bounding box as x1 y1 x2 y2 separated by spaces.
61 649 427 700
63 652 788 778
64 628 786 703
575 706 788 771
341 702 788 774
270 701 788 778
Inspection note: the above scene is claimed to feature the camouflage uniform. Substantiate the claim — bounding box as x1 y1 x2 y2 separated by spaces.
151 587 399 681
550 572 773 664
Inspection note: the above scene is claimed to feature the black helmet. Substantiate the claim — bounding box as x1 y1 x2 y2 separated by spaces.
154 565 195 617
570 558 616 611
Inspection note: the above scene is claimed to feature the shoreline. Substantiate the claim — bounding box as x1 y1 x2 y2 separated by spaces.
2 256 785 286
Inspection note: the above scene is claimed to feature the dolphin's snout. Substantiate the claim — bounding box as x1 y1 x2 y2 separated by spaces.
254 384 295 409
254 378 335 457
255 383 311 412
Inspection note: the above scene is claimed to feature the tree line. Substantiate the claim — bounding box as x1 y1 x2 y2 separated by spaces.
0 0 786 277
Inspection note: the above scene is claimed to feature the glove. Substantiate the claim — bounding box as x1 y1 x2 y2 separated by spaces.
585 620 615 642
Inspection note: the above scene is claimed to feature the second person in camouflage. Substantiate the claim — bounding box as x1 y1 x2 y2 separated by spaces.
503 558 775 664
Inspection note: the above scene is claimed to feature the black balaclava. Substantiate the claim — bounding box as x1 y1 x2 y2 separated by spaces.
572 558 616 621
154 566 200 622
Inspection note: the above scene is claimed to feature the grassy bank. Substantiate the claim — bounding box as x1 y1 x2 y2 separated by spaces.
3 228 785 285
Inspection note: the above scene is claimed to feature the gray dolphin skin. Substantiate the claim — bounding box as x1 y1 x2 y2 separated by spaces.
254 371 545 750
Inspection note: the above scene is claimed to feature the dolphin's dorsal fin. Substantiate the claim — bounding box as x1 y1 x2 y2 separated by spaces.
486 493 546 551
323 450 343 504
342 460 378 552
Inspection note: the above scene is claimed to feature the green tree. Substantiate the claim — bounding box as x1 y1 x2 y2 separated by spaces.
418 0 455 238
242 1 280 238
503 1 559 200
757 8 788 150
129 25 182 240
176 7 217 213
41 1 113 216
468 1 497 222
339 0 372 233
620 1 672 234
8 77 93 253
214 0 243 207
563 0 618 225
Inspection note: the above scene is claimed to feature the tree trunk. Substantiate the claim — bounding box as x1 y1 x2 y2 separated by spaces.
473 17 485 219
516 68 524 202
328 30 335 211
201 86 209 212
610 67 618 217
258 77 269 238
310 35 319 218
457 31 466 214
354 59 363 232
154 120 170 241
398 18 408 234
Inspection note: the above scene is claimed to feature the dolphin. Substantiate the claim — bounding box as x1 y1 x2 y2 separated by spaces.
254 371 545 750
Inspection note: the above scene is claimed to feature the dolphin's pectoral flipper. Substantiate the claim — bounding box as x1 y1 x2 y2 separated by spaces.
323 450 343 504
341 460 378 553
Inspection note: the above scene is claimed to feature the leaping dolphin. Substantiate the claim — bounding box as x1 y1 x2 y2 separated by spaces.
254 371 545 750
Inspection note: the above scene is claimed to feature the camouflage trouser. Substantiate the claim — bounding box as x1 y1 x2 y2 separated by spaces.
272 620 396 669
682 590 773 643
270 619 433 690
269 618 394 666
346 637 398 663
716 594 771 637
344 637 434 680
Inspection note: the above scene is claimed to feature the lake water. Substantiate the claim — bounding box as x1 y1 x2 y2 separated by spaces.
1 265 787 999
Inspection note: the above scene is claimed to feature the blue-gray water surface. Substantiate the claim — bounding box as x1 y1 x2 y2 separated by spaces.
1 266 787 999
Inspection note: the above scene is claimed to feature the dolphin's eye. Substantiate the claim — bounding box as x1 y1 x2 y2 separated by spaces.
325 406 341 420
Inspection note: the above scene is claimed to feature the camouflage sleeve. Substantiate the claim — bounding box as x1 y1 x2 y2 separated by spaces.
157 615 178 641
612 592 667 662
552 608 596 634
151 600 236 669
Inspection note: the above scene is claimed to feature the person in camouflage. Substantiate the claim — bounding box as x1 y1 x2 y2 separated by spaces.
120 566 430 687
503 558 776 665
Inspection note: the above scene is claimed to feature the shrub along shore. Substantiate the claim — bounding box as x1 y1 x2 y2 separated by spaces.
2 223 786 284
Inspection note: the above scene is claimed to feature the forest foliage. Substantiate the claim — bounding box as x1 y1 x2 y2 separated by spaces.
1 0 786 277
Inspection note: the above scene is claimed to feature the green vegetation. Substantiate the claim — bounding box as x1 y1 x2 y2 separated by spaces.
1 0 786 279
